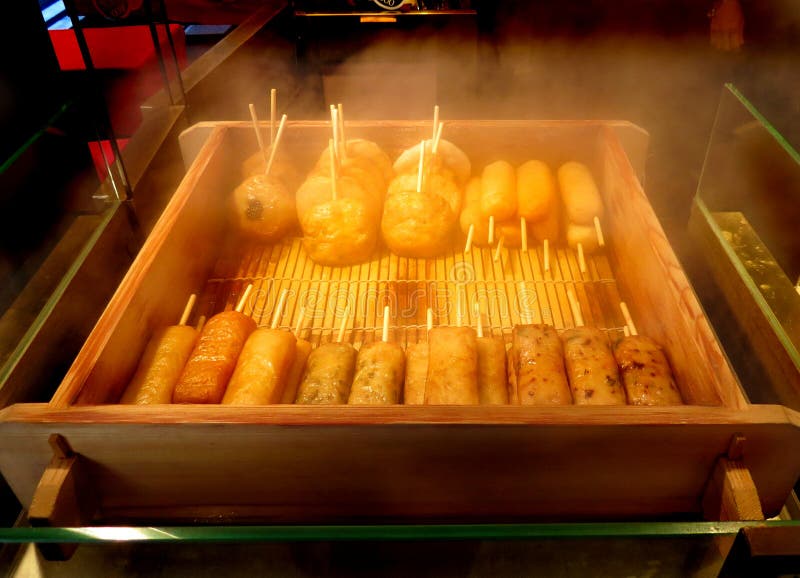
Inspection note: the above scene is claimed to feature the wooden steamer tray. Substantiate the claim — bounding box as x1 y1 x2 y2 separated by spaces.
1 121 799 527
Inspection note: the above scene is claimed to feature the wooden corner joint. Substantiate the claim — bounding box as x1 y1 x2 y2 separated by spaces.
702 434 765 522
28 434 95 529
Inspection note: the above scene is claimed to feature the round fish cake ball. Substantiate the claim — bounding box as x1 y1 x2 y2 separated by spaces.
300 197 377 266
381 189 456 258
231 174 297 241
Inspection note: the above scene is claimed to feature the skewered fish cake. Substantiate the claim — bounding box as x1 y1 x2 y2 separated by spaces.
231 174 297 241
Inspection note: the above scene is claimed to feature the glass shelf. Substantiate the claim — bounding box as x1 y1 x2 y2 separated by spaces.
0 520 790 543
4 521 800 577
690 83 800 408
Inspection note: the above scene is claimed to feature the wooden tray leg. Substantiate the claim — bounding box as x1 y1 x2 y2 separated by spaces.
696 434 800 575
28 434 96 560
702 434 765 522
695 435 766 575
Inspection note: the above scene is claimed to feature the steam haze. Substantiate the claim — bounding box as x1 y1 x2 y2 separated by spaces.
279 1 799 244
180 1 800 398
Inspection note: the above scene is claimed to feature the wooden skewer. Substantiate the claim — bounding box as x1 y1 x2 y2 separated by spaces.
178 294 197 326
330 105 340 164
520 217 528 252
620 302 638 336
270 288 289 330
382 305 390 343
248 103 268 171
337 103 347 160
416 140 426 193
623 325 631 337
474 302 483 338
294 306 306 337
426 307 433 332
518 281 532 324
195 315 207 332
336 304 351 343
269 88 277 145
493 235 505 262
594 216 605 248
432 122 444 156
567 289 584 327
329 138 337 200
543 239 550 273
235 284 254 314
488 215 495 245
432 105 439 140
577 242 587 273
464 223 475 253
265 114 287 177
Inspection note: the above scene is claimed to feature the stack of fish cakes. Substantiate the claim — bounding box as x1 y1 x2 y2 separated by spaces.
296 139 393 265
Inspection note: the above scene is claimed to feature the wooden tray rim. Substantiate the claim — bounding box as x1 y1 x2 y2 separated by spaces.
3 402 799 427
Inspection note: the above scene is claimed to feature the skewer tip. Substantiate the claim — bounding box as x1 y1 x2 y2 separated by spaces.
520 217 528 252
178 293 197 326
543 239 550 273
235 284 254 314
619 302 638 336
337 103 346 153
269 89 277 144
270 288 289 330
594 216 605 248
382 305 390 343
464 223 475 253
493 236 505 262
474 302 483 338
265 113 288 176
249 103 267 160
432 122 444 155
330 106 340 156
336 304 351 343
567 289 584 327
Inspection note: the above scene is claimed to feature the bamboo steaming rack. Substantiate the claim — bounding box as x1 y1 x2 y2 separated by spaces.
199 238 627 349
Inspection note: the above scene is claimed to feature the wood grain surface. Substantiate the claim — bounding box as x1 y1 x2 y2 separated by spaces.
0 403 799 522
600 126 746 409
